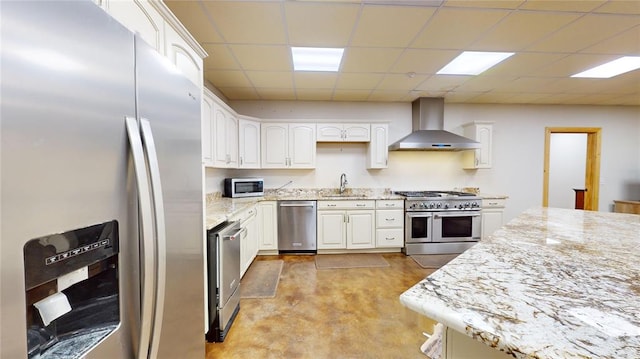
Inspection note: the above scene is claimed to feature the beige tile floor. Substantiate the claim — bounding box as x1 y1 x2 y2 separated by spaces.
206 253 437 359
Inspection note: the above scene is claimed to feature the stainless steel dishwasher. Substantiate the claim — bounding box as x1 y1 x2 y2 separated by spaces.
277 200 317 254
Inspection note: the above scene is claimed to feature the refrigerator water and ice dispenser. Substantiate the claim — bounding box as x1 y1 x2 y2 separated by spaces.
23 221 120 358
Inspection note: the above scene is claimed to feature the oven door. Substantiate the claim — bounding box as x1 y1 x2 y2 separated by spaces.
405 212 433 243
432 212 481 242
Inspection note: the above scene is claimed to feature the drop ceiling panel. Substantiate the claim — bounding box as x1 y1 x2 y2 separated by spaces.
594 0 640 15
202 1 286 44
205 70 252 87
531 54 622 77
414 75 472 92
455 75 518 92
256 88 297 101
527 14 640 52
245 71 294 89
332 89 373 101
411 8 510 49
443 0 524 10
296 89 334 101
294 73 338 89
376 73 429 91
336 73 384 90
492 77 561 93
471 12 581 51
519 0 606 12
164 1 223 43
581 26 640 54
391 49 460 74
217 87 259 100
443 91 487 103
368 90 413 102
482 52 567 77
285 2 360 47
229 45 291 71
202 44 241 70
350 5 437 47
341 48 404 73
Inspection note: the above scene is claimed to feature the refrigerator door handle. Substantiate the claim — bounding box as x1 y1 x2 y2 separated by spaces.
125 116 156 359
140 118 167 359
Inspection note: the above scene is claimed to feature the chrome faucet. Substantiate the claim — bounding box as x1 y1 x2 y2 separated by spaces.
339 173 348 194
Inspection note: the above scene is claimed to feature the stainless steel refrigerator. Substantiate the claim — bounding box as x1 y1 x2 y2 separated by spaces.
1 1 204 358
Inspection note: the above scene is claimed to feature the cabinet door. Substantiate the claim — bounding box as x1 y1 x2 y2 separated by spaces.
261 123 289 168
212 103 229 167
289 123 316 168
317 211 346 249
104 0 163 53
346 210 375 249
226 113 239 168
367 123 389 169
316 123 344 142
343 123 370 142
201 92 214 165
258 202 278 251
463 122 493 169
163 22 202 87
238 118 261 169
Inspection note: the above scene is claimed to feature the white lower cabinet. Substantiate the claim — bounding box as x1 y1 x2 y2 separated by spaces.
317 201 375 250
481 198 506 239
257 201 278 251
231 205 258 277
375 200 404 248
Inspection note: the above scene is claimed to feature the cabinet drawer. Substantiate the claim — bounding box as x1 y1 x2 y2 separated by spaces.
482 198 506 208
317 200 375 210
376 200 404 209
376 228 404 248
376 210 403 228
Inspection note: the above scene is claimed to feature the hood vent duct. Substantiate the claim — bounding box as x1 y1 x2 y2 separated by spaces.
388 97 480 151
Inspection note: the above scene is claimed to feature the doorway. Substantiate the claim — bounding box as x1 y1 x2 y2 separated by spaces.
543 127 601 211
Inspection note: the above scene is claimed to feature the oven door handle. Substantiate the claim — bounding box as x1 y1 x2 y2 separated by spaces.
406 213 433 218
434 213 481 218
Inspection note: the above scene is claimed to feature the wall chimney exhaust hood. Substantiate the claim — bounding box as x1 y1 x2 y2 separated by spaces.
388 97 480 151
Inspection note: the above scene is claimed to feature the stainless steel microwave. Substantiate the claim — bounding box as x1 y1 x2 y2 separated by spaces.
223 178 264 198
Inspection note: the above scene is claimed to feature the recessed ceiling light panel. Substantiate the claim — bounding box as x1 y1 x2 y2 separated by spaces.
291 47 344 72
437 51 514 75
571 56 640 78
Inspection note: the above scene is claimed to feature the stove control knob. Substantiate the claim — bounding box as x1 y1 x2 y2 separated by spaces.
464 202 470 208
419 203 426 208
471 202 479 208
443 203 449 209
436 203 442 209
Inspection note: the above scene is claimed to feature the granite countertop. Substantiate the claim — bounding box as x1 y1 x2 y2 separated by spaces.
400 207 640 358
205 188 404 230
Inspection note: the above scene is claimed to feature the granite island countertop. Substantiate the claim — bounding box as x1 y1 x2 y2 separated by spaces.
400 207 640 359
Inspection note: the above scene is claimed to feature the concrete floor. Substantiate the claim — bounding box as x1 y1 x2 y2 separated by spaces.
206 253 438 359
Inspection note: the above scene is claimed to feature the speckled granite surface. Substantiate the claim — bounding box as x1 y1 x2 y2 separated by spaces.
205 188 403 230
400 207 640 359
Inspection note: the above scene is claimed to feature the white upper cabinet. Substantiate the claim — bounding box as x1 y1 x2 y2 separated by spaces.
238 117 261 169
261 123 316 169
317 123 370 142
201 92 214 166
99 0 205 87
462 122 493 169
212 102 238 168
163 21 203 87
367 123 389 169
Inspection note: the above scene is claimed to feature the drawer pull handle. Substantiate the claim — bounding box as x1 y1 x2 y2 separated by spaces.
356 204 366 207
385 237 395 240
385 218 395 221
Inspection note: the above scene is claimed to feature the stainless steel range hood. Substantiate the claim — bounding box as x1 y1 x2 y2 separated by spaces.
388 97 480 151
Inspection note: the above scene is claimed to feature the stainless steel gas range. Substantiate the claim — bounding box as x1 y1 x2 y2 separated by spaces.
394 191 482 255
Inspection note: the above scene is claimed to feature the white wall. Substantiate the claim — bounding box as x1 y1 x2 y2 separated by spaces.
210 100 640 222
